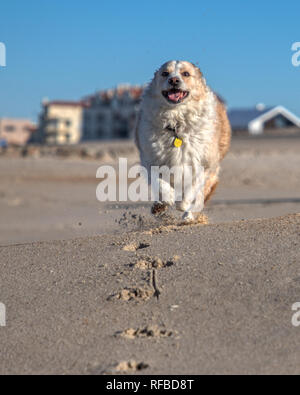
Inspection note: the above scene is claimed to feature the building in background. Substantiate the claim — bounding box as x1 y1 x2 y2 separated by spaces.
0 118 37 146
82 84 143 141
228 104 300 135
36 100 89 145
36 85 230 144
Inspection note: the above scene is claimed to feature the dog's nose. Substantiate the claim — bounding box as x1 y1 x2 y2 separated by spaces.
168 77 180 86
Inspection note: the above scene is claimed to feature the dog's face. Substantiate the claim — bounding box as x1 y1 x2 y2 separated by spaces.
151 60 206 106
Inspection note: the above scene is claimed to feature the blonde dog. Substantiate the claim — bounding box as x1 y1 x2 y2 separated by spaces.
135 60 231 222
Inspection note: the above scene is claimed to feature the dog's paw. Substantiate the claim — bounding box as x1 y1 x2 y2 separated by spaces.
181 212 209 225
182 211 194 223
151 202 168 216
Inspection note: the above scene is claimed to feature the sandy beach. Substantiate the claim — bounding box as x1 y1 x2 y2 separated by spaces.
0 137 299 374
1 137 300 246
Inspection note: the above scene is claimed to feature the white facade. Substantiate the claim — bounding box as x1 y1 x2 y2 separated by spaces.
248 106 300 135
38 101 86 145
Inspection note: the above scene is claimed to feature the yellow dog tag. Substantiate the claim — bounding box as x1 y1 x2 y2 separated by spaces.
174 137 183 148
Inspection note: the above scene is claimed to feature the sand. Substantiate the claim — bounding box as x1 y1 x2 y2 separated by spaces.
0 213 299 374
1 137 300 246
0 137 299 374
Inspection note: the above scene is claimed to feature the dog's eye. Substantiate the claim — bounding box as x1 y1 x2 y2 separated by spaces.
161 72 169 77
182 71 190 77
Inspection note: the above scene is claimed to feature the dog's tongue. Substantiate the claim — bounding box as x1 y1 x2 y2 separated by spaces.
168 91 183 102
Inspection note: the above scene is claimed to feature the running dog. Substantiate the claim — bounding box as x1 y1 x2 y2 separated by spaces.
135 60 231 222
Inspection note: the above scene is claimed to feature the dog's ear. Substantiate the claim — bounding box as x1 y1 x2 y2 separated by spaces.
192 63 203 79
148 68 160 88
153 68 160 79
192 63 207 90
190 63 207 102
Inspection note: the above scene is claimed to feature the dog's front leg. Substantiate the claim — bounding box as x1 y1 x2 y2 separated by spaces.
182 192 205 222
179 173 205 223
151 178 175 215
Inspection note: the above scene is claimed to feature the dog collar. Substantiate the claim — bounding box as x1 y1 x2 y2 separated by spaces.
166 126 183 148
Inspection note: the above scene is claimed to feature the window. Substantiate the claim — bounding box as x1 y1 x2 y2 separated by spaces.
47 119 58 127
65 120 72 127
4 125 15 132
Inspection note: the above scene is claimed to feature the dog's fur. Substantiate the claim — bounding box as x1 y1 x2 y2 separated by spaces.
135 60 231 221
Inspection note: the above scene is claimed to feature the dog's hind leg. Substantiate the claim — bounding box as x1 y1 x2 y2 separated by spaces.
204 179 219 204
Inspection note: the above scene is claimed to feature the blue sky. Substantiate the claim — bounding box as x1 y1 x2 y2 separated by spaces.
0 0 299 120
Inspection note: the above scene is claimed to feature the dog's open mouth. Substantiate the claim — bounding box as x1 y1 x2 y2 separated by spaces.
162 89 189 104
